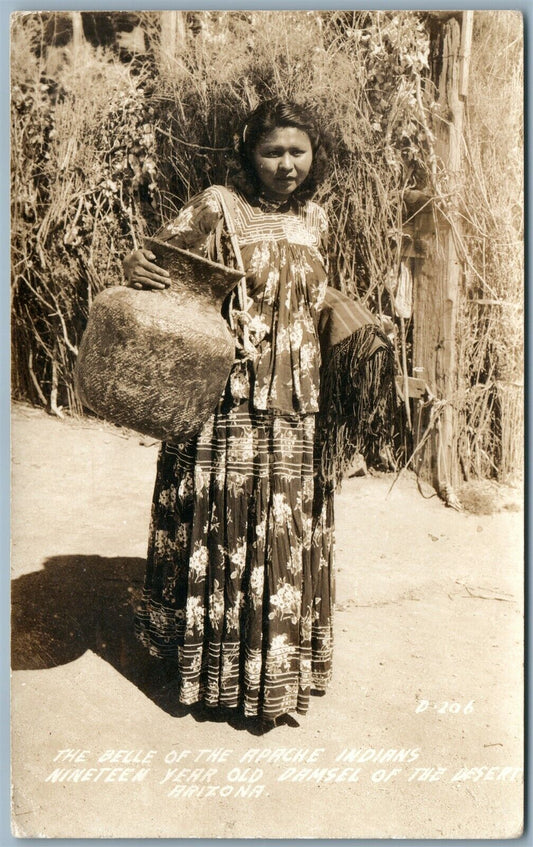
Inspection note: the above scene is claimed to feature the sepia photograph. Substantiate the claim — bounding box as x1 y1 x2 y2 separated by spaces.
10 9 524 839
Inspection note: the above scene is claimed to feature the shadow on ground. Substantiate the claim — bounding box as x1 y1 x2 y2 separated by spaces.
11 555 297 735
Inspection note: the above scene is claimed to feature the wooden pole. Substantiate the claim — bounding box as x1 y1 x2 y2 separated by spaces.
71 11 85 61
159 11 186 70
411 13 473 499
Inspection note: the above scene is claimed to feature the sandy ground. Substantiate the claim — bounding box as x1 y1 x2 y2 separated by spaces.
10 403 524 839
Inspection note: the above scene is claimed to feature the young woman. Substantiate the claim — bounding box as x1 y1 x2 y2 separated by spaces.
123 99 388 727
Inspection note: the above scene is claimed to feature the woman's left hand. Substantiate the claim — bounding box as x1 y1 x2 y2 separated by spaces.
123 248 170 290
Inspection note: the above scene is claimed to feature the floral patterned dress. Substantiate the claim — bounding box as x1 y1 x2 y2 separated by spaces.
134 186 335 721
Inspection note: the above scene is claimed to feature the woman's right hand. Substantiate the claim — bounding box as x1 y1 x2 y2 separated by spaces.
122 249 170 290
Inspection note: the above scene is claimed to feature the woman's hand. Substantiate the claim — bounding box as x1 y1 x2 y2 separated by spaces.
123 249 170 290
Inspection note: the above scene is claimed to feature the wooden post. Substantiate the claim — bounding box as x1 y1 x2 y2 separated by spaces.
71 11 85 60
159 11 186 70
411 13 473 498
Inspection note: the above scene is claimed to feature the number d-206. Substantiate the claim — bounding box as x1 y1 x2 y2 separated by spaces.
415 700 474 714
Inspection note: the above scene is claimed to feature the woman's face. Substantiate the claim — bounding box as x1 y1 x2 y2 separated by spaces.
251 127 313 201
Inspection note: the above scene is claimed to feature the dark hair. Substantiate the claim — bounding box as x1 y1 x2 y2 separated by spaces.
229 98 329 201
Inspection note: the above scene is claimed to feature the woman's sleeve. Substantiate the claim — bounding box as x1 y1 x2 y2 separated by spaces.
154 187 232 264
318 205 329 271
307 202 329 315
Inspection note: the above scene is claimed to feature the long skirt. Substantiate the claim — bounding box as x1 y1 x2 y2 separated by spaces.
135 400 334 721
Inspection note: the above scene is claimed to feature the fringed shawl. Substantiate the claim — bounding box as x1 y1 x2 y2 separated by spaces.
316 287 396 492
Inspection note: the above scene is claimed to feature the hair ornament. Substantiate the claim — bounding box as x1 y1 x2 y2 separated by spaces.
242 123 248 144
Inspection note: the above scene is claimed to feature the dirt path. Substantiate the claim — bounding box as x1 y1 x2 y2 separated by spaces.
10 404 523 839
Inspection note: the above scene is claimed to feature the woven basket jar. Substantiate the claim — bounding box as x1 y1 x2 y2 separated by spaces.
75 238 242 441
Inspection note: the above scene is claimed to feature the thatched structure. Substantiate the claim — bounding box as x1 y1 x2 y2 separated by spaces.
10 10 523 495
